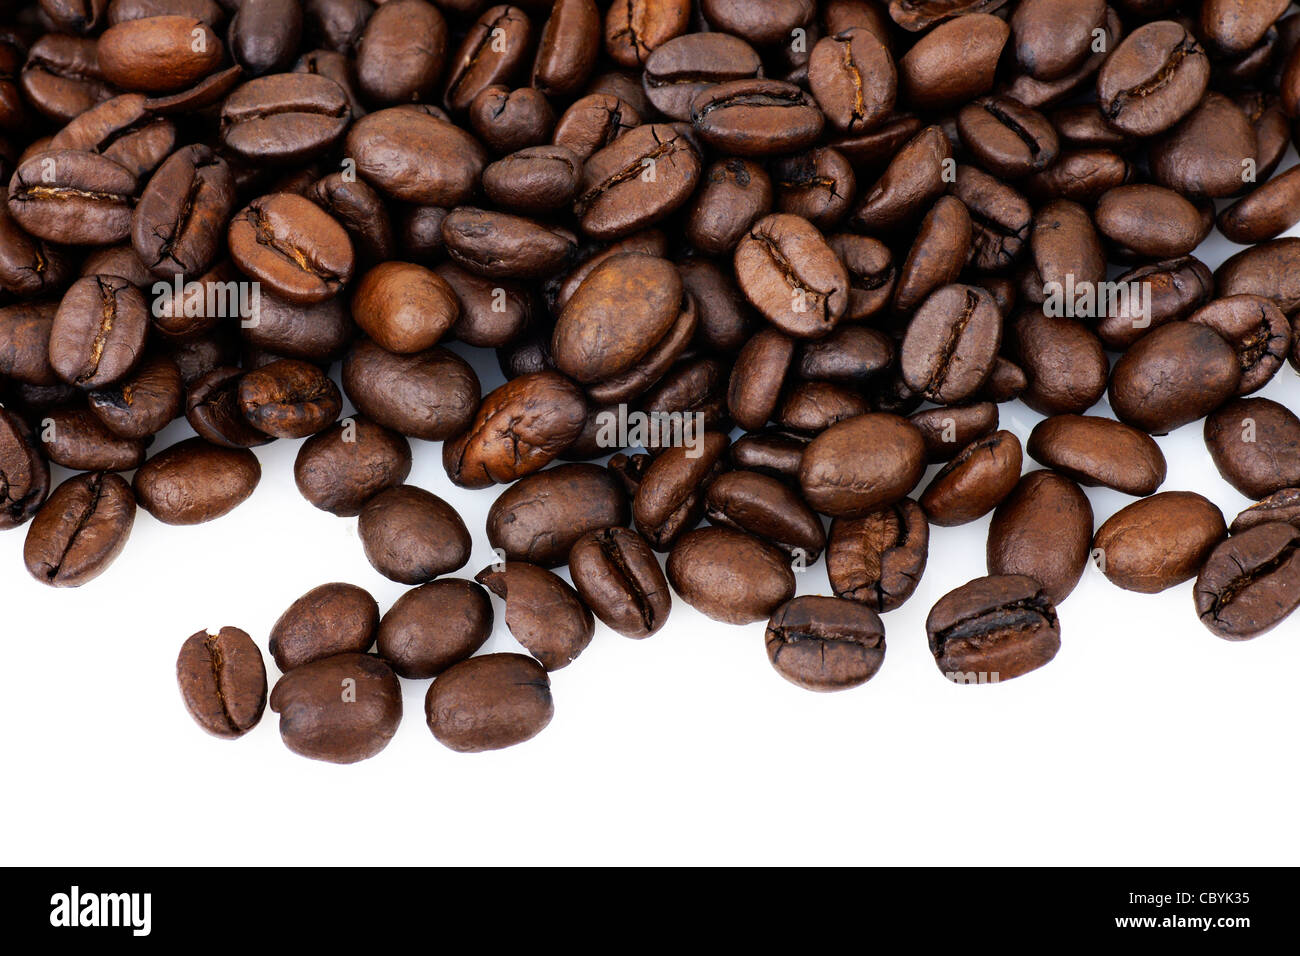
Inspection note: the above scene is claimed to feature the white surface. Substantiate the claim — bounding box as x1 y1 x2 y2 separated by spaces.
5 158 1300 868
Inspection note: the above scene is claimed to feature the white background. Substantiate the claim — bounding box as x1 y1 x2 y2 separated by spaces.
5 158 1300 867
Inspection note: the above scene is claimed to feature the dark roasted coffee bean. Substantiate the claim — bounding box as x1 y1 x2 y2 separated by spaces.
827 499 928 612
632 431 728 550
691 79 823 157
892 197 970 314
1109 322 1241 435
1148 93 1255 199
1231 488 1300 534
482 145 582 216
40 407 147 471
269 582 379 672
1194 522 1300 640
350 261 459 354
444 371 586 489
827 233 895 320
919 430 1021 527
1010 0 1104 80
532 0 600 96
1005 309 1107 416
801 414 925 518
685 158 772 256
1095 258 1214 351
552 93 642 160
705 469 825 560
797 325 892 386
1095 185 1204 260
987 469 1092 604
20 34 115 124
574 122 700 239
487 463 628 568
900 13 1007 110
469 85 555 153
909 403 998 463
50 275 148 390
727 329 794 431
443 206 577 279
443 5 532 113
0 302 59 387
228 193 354 304
777 381 869 433
1219 166 1300 244
957 97 1058 180
220 73 351 165
47 93 176 183
133 437 260 524
765 595 885 692
229 0 302 76
1097 20 1210 137
900 284 1001 404
425 653 553 752
1216 239 1300 316
177 627 267 739
1093 492 1226 594
97 15 223 92
951 164 1031 272
1024 149 1131 205
186 367 270 448
1027 415 1166 497
735 214 847 339
346 107 487 206
1201 0 1290 56
730 429 808 483
926 574 1059 684
308 174 395 268
237 358 341 438
24 471 134 587
0 409 50 530
294 417 411 517
643 31 762 122
355 0 446 104
8 149 135 246
1020 199 1105 305
343 339 480 442
359 484 471 584
0 209 71 298
772 148 855 231
666 526 795 625
270 653 402 763
1188 296 1291 395
568 526 671 638
477 560 594 669
1204 397 1300 500
603 0 690 67
807 27 895 134
851 125 951 234
131 145 233 278
377 578 492 679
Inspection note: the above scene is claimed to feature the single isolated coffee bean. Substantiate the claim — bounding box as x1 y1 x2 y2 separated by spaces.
268 582 380 673
1093 492 1227 594
23 471 135 587
425 653 554 753
269 653 403 764
358 485 471 584
476 561 595 671
568 526 672 639
176 627 267 739
666 526 795 625
926 574 1060 684
765 595 886 693
827 499 929 612
377 578 493 680
1194 522 1300 641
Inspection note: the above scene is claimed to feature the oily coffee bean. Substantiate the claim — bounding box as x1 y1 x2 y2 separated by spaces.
1095 257 1215 351
777 381 869 433
1093 492 1227 594
568 526 672 639
186 367 271 448
1231 488 1300 534
0 210 72 298
444 371 587 489
826 499 929 612
691 79 823 157
919 430 1022 527
900 14 1009 111
48 93 177 183
486 463 628 568
97 16 224 93
728 328 795 430
50 275 148 390
439 264 533 348
443 207 577 280
574 122 700 239
0 409 50 529
735 214 848 339
23 471 135 587
729 429 809 483
350 262 459 354
643 31 762 122
909 403 999 464
772 148 856 230
632 431 728 550
1148 93 1256 199
269 653 403 764
443 5 532 113
705 469 825 560
219 73 351 165
552 92 642 161
425 653 553 753
308 174 396 268
358 485 471 584
1027 415 1166 497
1020 199 1105 305
237 359 341 438
293 417 412 517
228 0 302 76
176 627 267 739
241 292 353 362
345 107 487 207
1188 296 1291 396
343 340 480 442
851 125 952 234
1204 398 1300 500
1094 185 1204 260
892 197 971 314
40 407 147 471
8 149 135 247
476 561 594 670
1109 322 1242 435
1011 0 1105 80
799 413 926 518
377 578 493 680
269 582 380 672
228 193 354 304
0 303 58 387
666 526 795 625
1096 20 1210 137
1219 167 1300 244
133 437 260 525
987 469 1093 604
765 595 885 692
926 574 1060 684
131 144 234 278
951 164 1032 272
1024 149 1132 205
1194 522 1300 640
900 284 1001 404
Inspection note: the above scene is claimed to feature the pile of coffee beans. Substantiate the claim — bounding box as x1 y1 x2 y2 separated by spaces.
3 0 1300 763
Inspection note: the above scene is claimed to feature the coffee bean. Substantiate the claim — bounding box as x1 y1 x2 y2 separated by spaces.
377 578 493 679
469 85 555 154
1093 492 1226 594
176 627 267 738
691 79 823 157
1148 93 1256 199
735 214 848 339
294 417 412 517
342 339 481 442
729 428 808 483
237 358 341 438
444 371 587 489
1219 166 1300 244
632 431 728 550
909 402 998 463
685 159 772 256
476 560 594 670
50 275 148 390
900 14 1009 111
1095 185 1204 260
987 469 1093 604
1216 238 1300 316
951 164 1032 272
1194 522 1300 640
851 125 952 234
482 145 582 216
701 0 814 46
0 409 50 529
268 582 379 672
893 197 971 314
1231 488 1300 534
0 210 72 298
358 484 471 584
228 0 301 76
23 471 135 586
228 193 355 304
443 5 533 112
926 574 1060 684
443 206 577 279
765 595 885 692
355 0 447 105
1201 0 1290 56
920 430 1022 527
346 107 487 206
1024 148 1132 205
1011 0 1105 80
1204 397 1300 500
1021 199 1105 305
1096 257 1214 351
97 16 223 93
220 73 351 165
487 463 628 568
425 652 553 753
131 144 234 278
186 367 271 448
48 93 177 183
643 31 762 122
8 148 135 246
39 407 148 471
800 413 926 518
568 526 671 638
133 437 260 525
900 284 1002 404
574 122 700 239
350 262 459 354
666 526 795 625
1097 21 1210 137
1027 415 1166 496
269 652 403 763
705 469 825 559
1109 322 1242 434
1005 308 1107 416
